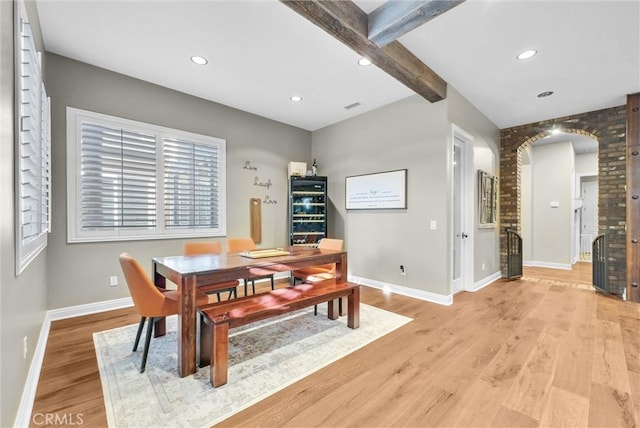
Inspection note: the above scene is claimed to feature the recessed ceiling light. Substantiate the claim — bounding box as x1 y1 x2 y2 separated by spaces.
358 57 372 66
537 91 554 98
290 95 303 102
190 55 208 65
516 49 537 60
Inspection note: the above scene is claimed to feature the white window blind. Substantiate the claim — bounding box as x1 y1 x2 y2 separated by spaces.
80 123 157 230
16 13 51 274
164 137 221 229
67 108 226 242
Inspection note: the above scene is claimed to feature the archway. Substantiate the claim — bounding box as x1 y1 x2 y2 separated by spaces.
499 106 627 296
518 130 599 269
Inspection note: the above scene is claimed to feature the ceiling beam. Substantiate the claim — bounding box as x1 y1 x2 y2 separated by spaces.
280 0 447 102
368 0 465 47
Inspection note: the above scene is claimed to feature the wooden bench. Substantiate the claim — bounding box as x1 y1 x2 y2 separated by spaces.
198 280 360 387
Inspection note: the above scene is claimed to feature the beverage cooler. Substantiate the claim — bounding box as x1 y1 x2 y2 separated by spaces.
289 176 327 246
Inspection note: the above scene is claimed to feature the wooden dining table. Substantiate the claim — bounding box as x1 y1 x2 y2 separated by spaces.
152 246 348 377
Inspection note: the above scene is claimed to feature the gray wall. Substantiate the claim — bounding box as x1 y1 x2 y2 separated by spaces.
1 1 49 426
446 87 501 283
313 95 451 295
45 54 311 309
531 142 574 266
312 88 500 298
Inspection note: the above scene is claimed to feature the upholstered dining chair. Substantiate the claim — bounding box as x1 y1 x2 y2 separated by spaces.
227 237 275 295
183 241 239 301
291 238 344 285
119 252 215 373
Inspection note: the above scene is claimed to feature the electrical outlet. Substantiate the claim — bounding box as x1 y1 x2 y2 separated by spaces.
430 220 437 230
400 265 406 276
109 276 118 287
482 263 486 271
23 336 28 359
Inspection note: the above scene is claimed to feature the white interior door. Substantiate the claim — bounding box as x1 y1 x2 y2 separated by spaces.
452 133 472 294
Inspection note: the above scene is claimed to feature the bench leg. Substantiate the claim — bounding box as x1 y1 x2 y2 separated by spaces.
348 287 360 329
211 322 229 387
199 316 211 367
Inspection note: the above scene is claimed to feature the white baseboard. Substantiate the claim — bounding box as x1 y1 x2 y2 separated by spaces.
349 275 453 306
524 260 572 270
47 297 134 321
469 270 502 292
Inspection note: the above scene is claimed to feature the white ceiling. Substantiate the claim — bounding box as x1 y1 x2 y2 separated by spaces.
36 0 640 132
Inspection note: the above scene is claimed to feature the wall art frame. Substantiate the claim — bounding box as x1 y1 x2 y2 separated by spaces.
345 169 407 210
478 170 498 227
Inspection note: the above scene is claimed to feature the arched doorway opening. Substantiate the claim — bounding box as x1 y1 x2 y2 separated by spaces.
499 106 627 297
518 130 598 272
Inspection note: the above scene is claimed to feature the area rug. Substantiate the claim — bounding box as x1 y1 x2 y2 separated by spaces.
93 304 412 427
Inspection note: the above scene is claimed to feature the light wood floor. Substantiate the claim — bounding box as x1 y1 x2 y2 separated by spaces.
31 263 639 427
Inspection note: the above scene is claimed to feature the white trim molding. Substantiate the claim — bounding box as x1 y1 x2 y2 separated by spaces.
469 270 502 292
524 260 572 270
349 275 453 306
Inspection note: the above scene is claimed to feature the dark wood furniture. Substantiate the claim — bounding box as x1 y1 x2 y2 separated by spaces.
152 246 348 377
199 280 360 387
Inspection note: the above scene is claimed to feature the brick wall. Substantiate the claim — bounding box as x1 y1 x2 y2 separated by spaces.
500 106 627 294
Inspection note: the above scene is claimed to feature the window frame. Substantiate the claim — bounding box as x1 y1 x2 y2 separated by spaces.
66 107 227 243
15 1 51 275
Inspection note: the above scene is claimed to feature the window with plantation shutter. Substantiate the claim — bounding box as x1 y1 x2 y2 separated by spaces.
16 8 51 275
164 137 221 229
67 108 226 243
80 123 157 230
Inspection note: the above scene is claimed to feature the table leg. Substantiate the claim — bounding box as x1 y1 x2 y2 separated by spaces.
336 253 348 316
327 299 339 320
152 261 166 338
178 275 198 377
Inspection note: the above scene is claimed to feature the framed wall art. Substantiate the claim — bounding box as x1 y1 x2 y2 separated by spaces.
345 169 407 210
478 170 498 227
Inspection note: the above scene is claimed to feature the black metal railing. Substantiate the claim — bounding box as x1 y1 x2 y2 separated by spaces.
505 228 523 280
592 234 609 293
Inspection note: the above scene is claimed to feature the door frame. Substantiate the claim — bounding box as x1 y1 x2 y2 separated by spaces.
451 125 474 295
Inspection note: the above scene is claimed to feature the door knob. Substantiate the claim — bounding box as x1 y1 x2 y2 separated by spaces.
462 233 469 239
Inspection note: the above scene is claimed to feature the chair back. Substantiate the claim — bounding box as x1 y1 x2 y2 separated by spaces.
317 238 343 251
227 237 256 252
184 241 222 256
316 238 344 272
119 253 178 318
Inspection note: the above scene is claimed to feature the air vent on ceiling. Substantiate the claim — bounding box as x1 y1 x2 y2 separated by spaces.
344 102 362 110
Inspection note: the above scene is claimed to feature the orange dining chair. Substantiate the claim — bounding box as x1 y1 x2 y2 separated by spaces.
291 238 344 285
227 237 275 295
119 252 215 373
183 241 239 301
